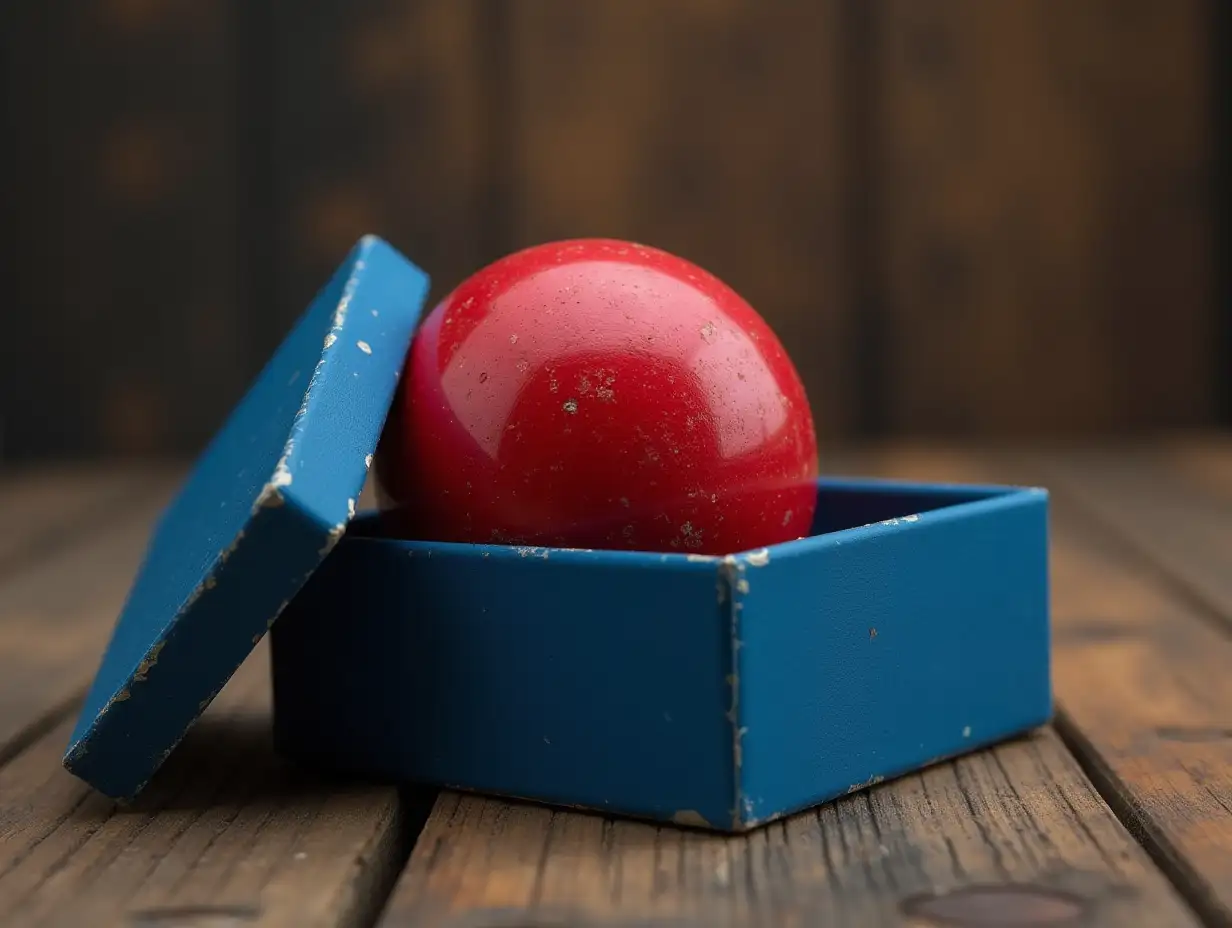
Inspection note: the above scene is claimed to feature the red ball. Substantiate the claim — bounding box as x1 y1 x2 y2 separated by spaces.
377 238 818 554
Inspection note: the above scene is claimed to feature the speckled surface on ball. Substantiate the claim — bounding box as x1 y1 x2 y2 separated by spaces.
378 238 818 554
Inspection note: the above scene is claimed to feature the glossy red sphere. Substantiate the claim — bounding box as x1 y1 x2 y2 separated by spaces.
377 238 818 554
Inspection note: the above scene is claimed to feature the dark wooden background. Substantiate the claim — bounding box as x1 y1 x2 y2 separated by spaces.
0 0 1225 461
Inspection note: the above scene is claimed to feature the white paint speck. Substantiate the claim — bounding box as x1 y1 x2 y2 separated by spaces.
563 399 578 414
357 340 372 354
324 333 337 349
294 851 307 861
347 498 356 519
904 514 920 522
371 309 379 317
510 333 519 345
736 578 750 594
319 522 345 555
846 775 885 794
962 726 972 738
365 454 373 469
745 548 771 567
700 321 717 343
270 458 293 489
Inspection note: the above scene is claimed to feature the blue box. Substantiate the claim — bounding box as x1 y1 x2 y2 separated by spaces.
270 476 1051 832
62 236 433 800
60 235 1051 828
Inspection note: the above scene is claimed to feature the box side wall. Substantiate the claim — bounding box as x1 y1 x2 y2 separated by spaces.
736 492 1051 826
272 542 736 829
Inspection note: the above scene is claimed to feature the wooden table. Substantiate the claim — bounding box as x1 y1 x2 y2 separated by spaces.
1 439 1230 927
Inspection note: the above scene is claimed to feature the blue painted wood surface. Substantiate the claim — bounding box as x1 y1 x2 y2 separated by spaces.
271 478 1051 831
64 236 430 800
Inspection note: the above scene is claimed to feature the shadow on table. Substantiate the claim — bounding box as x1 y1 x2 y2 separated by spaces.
121 711 438 819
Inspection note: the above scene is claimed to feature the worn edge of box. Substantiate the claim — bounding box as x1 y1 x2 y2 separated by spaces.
721 482 1053 831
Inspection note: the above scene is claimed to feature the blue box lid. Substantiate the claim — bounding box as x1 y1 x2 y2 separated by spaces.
63 235 430 799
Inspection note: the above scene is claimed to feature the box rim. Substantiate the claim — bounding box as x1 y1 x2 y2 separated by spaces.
342 476 1049 567
272 477 1052 832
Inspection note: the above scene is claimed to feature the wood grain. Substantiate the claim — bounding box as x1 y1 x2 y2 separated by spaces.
378 733 1196 926
871 0 1215 436
0 464 173 579
848 447 1232 927
270 0 489 355
4 0 1222 457
0 463 175 765
0 2 247 458
506 0 853 440
0 469 181 766
0 642 430 928
1 457 1227 924
0 464 429 927
1030 438 1232 627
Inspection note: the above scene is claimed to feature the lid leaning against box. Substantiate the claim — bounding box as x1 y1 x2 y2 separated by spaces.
63 236 430 799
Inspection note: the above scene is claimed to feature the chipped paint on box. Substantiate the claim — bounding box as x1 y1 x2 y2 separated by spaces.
671 810 713 828
62 236 430 801
271 477 1052 832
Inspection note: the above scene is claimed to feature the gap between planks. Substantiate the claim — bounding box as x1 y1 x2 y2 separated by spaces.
845 445 1232 928
0 466 431 927
5 452 1229 926
378 729 1196 928
0 464 182 767
1027 438 1232 638
0 645 435 928
374 448 1212 927
0 470 183 767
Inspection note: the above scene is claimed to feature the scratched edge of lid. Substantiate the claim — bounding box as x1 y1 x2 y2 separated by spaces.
63 499 336 800
61 235 430 799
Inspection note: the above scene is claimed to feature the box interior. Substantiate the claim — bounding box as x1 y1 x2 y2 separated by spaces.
809 481 1002 535
346 478 1006 550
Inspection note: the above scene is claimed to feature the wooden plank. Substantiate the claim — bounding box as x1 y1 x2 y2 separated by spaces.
848 446 1232 927
0 469 182 765
0 464 172 579
0 641 431 928
378 729 1195 926
1030 438 1232 626
506 0 854 440
269 0 488 356
0 467 430 926
872 0 1215 436
0 2 247 458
